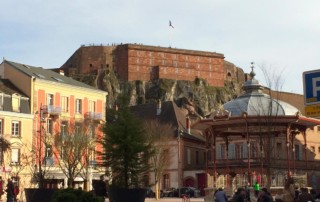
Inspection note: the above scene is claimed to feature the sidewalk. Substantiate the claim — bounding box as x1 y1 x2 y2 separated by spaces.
105 197 205 202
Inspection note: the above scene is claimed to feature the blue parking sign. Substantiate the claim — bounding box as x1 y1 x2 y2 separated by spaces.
303 70 320 105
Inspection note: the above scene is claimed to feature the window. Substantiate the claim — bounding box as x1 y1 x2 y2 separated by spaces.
75 99 82 113
11 121 20 137
46 119 54 134
46 145 53 157
311 146 315 153
12 96 20 112
89 100 96 112
61 121 68 136
228 144 236 159
47 94 54 105
296 145 303 160
216 144 222 159
87 126 94 139
75 123 82 134
242 143 248 158
61 96 69 112
11 148 20 164
163 174 170 189
187 148 191 165
196 151 199 165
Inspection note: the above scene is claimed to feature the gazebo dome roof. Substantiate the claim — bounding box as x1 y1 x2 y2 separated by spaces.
223 68 300 117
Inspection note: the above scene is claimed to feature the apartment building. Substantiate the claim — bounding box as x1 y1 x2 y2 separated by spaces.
0 79 33 200
0 60 108 191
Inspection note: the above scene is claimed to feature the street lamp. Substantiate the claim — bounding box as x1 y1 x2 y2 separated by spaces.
37 104 46 188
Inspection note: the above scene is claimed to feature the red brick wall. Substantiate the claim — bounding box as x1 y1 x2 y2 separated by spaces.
114 44 225 86
61 44 225 87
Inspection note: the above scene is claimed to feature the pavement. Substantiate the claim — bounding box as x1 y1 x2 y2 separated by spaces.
105 197 205 202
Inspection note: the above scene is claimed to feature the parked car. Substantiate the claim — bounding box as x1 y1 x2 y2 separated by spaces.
162 187 177 197
145 188 155 198
173 187 201 198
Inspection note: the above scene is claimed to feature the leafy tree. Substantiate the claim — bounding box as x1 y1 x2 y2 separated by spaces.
101 95 155 189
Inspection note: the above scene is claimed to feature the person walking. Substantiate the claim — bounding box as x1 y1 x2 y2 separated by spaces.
5 178 15 202
214 187 228 202
254 182 260 198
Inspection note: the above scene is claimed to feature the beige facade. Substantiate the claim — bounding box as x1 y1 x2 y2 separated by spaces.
0 60 108 200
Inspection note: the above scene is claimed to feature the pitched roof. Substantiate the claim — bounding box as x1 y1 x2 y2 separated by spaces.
0 79 27 97
131 101 205 142
4 60 101 91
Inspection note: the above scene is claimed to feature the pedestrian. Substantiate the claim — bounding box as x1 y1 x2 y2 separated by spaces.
259 188 272 202
5 178 14 202
244 185 251 202
232 187 246 202
297 187 314 202
214 187 228 202
254 182 260 198
94 175 107 199
282 177 295 202
0 176 3 200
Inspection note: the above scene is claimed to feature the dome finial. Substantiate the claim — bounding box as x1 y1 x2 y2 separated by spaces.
250 62 256 79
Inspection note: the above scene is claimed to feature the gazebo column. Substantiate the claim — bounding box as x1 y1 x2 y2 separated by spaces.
291 130 299 175
205 130 210 188
302 130 308 171
225 137 230 188
260 138 264 186
286 126 291 178
245 119 251 186
212 130 217 188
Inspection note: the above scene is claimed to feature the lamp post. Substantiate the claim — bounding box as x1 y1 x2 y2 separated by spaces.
38 104 46 188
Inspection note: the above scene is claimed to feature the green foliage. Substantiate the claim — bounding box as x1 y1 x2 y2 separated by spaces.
52 188 104 202
102 95 155 189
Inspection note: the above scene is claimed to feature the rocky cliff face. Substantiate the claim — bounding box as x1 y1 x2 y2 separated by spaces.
72 61 245 116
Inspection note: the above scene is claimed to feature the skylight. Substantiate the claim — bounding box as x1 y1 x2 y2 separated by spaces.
52 77 64 82
33 73 46 79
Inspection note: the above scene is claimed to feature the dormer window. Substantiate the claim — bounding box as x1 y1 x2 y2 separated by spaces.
12 94 20 112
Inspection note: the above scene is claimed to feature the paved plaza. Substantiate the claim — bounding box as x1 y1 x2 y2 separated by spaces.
104 197 205 202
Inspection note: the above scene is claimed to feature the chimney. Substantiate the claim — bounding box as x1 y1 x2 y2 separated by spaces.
156 99 161 115
59 69 65 76
186 116 190 134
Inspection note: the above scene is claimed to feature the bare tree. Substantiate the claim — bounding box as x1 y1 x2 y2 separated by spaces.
144 120 174 200
53 125 92 188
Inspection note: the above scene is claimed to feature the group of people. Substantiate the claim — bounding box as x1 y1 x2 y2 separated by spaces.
214 178 320 202
0 177 20 202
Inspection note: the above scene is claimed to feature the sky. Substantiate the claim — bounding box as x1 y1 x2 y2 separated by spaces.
1 0 320 95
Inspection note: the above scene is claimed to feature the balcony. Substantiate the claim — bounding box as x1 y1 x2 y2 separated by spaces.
85 112 103 122
43 105 61 116
45 157 54 166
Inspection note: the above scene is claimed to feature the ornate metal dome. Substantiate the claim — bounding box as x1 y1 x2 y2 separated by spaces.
223 64 300 117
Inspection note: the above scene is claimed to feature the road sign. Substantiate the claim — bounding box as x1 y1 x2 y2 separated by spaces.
303 69 320 105
305 104 320 117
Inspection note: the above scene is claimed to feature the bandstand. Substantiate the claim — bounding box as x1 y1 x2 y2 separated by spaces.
192 67 320 191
